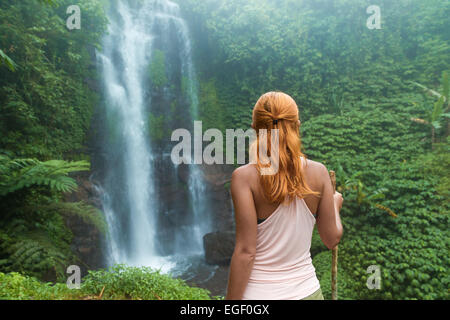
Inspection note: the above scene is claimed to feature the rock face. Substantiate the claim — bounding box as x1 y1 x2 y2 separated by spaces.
199 163 235 232
63 171 106 277
203 231 235 265
200 163 236 267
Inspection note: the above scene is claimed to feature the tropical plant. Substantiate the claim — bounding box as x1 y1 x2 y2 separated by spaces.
0 264 215 300
411 72 450 146
0 152 90 196
0 49 16 71
338 170 397 218
0 151 105 280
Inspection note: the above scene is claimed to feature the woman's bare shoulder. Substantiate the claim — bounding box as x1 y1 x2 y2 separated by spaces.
232 163 259 181
304 158 329 181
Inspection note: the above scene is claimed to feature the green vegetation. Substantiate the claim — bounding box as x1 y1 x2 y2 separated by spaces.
0 265 213 300
0 0 448 300
411 72 450 146
0 153 90 196
149 49 168 89
148 112 166 143
0 0 108 282
198 79 226 131
0 0 107 159
313 251 353 300
0 49 16 71
176 0 450 299
0 152 106 280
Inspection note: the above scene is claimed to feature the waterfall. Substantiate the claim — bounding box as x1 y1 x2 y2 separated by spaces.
96 0 211 271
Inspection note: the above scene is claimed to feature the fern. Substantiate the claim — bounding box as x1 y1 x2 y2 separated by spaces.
0 153 98 280
0 228 72 280
0 154 90 196
42 201 107 235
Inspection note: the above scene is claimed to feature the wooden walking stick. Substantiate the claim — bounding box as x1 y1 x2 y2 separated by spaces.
329 170 338 300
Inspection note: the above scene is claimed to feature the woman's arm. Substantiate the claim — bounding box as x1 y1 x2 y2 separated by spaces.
225 167 258 300
316 164 344 249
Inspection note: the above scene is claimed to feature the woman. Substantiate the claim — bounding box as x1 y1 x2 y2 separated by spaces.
225 91 343 300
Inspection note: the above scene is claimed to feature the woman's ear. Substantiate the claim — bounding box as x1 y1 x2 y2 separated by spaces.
298 120 301 127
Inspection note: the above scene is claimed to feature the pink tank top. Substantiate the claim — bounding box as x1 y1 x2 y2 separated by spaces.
242 196 321 300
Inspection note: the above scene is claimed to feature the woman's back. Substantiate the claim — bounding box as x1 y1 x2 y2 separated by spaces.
248 157 324 222
237 158 323 299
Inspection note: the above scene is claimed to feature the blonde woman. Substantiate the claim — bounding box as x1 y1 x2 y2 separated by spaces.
226 92 343 300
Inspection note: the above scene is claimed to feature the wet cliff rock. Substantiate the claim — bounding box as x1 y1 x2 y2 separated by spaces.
199 164 236 266
63 171 106 276
203 231 235 265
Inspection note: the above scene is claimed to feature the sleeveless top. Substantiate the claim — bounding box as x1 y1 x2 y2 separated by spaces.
242 196 321 300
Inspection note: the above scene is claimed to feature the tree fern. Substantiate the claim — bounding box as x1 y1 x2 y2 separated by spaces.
0 221 71 279
0 154 90 196
41 201 107 235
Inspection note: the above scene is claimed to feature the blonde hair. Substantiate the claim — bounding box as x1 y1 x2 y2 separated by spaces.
251 91 319 204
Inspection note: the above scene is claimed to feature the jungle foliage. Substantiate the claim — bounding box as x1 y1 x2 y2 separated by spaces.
0 0 107 282
0 0 449 300
0 264 213 300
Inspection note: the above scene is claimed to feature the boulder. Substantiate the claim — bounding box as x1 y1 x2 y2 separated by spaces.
203 231 235 265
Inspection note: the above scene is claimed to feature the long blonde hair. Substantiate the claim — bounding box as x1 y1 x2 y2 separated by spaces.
251 91 319 204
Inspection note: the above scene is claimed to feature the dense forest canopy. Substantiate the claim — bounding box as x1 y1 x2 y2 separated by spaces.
0 0 449 300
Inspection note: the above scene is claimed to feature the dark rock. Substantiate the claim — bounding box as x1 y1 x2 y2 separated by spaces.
63 172 106 276
84 77 100 92
204 265 230 297
203 231 235 265
184 265 230 298
177 163 191 185
199 163 235 232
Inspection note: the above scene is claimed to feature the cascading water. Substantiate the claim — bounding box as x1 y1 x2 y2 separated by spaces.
96 0 213 273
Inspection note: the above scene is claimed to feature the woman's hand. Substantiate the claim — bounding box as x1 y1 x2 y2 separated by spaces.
333 191 343 211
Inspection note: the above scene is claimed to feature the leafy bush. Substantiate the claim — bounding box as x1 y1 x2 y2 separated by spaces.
0 265 214 300
0 272 75 300
81 264 213 300
303 107 450 300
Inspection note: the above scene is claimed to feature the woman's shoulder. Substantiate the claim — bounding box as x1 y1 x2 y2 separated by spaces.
232 163 259 181
303 158 330 183
304 158 327 171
